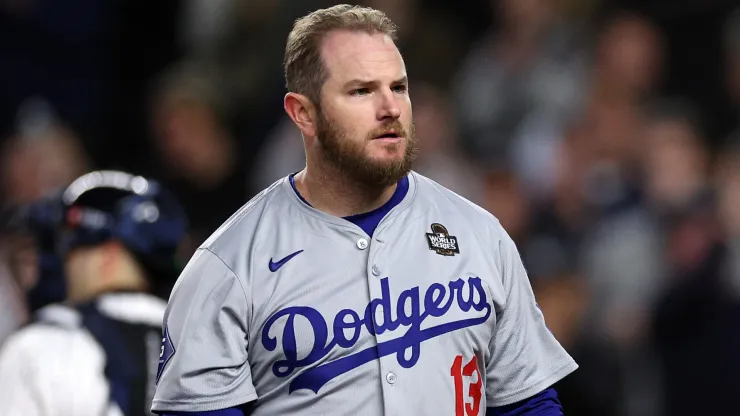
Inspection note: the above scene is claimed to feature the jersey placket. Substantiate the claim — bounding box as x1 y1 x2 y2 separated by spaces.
361 230 400 416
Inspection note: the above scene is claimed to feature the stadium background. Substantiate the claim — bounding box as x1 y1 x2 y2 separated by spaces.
1 0 740 415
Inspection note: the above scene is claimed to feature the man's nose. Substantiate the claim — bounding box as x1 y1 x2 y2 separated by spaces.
377 89 401 120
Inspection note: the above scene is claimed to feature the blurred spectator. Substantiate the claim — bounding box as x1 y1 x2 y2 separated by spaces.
482 170 530 243
408 83 486 204
585 100 710 346
723 8 740 145
452 0 589 199
717 146 740 295
559 11 664 209
650 175 736 415
578 99 713 416
560 11 664 212
0 97 91 207
149 62 250 253
589 11 664 107
546 14 667 365
641 100 711 214
520 92 669 416
646 144 740 416
717 145 740 241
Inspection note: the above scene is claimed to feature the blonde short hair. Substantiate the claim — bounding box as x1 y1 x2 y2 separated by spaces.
283 4 398 106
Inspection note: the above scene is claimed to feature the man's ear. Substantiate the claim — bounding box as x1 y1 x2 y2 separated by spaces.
284 92 318 138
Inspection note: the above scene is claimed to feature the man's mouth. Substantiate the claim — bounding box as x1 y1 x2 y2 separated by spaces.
374 131 401 140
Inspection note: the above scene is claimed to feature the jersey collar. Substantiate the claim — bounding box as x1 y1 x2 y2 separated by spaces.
281 171 418 234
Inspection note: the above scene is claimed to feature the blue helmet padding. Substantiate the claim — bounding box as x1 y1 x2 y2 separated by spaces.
112 193 188 271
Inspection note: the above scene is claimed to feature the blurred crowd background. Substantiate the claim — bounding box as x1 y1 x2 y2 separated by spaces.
1 0 740 415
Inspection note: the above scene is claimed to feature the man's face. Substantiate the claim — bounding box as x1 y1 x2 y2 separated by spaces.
314 30 418 187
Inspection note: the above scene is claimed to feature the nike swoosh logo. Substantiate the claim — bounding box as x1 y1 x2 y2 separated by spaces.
269 250 304 272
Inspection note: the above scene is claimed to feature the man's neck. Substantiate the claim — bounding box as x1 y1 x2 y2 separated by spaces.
293 164 399 218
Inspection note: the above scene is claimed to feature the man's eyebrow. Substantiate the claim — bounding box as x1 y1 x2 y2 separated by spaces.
343 79 377 88
343 76 408 88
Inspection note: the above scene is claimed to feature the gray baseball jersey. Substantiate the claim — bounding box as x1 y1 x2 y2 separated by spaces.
151 171 577 415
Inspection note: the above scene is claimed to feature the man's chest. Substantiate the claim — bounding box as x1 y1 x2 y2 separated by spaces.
247 218 503 397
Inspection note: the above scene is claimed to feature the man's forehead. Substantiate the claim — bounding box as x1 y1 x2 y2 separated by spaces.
320 30 404 82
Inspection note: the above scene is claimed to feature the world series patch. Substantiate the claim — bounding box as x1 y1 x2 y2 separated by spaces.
425 223 460 256
156 325 176 384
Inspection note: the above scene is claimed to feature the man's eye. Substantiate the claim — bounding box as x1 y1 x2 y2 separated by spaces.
350 88 370 96
392 85 407 93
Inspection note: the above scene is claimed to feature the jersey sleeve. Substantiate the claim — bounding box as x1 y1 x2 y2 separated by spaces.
151 248 258 413
485 229 578 407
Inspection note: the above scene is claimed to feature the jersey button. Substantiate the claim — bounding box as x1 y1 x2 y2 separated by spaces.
372 265 380 276
357 238 369 250
386 372 397 385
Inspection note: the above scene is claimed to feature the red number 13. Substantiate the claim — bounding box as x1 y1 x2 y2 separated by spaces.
450 355 483 416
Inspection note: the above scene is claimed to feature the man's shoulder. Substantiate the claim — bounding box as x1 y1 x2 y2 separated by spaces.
0 312 100 363
411 171 502 229
200 176 289 252
93 293 166 327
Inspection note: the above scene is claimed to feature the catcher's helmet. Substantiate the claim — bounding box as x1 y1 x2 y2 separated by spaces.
58 170 188 283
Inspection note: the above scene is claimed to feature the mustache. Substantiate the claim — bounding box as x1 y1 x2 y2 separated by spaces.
367 120 407 139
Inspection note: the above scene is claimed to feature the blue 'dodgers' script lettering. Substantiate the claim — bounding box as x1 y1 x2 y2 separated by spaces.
261 276 491 393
